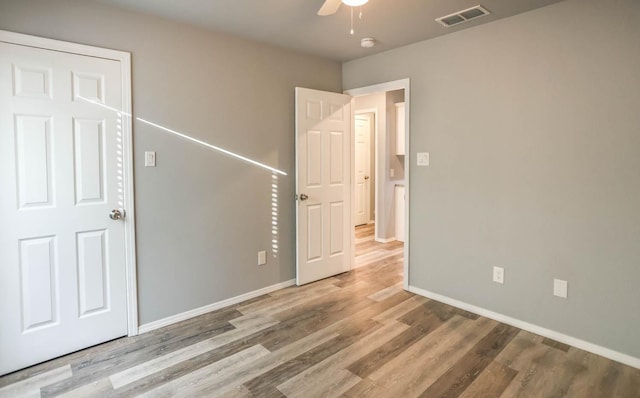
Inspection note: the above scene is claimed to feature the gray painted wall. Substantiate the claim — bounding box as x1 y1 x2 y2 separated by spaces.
344 0 640 358
0 0 341 324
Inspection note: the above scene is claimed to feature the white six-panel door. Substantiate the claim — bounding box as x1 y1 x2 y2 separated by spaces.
0 41 128 375
354 115 371 227
295 87 352 286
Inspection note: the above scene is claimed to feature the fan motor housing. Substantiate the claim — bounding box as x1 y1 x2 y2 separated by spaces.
361 38 376 48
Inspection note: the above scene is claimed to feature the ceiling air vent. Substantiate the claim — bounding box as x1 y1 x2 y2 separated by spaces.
436 5 490 27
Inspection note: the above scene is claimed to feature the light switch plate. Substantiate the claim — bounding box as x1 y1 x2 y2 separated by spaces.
258 251 267 266
417 152 429 166
145 151 156 167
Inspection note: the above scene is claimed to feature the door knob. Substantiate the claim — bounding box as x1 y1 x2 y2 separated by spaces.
364 175 370 180
299 193 309 201
109 209 125 220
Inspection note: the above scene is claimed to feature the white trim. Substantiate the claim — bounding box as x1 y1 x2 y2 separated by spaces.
352 262 373 270
1 30 139 336
408 285 640 370
345 79 410 98
349 98 356 271
0 30 130 61
138 279 296 334
120 55 138 336
345 78 411 291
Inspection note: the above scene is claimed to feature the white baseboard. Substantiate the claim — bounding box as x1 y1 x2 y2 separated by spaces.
138 279 296 334
375 237 396 243
353 261 373 270
408 285 640 370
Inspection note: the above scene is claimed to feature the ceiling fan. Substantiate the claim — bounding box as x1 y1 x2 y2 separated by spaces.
317 0 369 16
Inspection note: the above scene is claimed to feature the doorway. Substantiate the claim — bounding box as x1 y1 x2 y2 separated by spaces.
346 79 410 290
294 80 410 290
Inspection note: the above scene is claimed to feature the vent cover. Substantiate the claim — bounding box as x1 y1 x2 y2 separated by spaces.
436 5 490 27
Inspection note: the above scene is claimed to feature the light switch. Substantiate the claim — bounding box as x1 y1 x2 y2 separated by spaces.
390 168 395 177
417 152 429 166
258 251 267 266
145 151 156 167
553 279 568 298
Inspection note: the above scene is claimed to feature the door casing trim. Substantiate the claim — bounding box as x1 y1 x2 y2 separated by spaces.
0 29 139 336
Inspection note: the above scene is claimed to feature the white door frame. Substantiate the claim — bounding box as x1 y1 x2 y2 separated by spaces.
345 79 410 290
0 30 139 335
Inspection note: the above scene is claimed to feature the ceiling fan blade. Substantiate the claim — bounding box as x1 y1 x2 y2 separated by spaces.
318 0 342 16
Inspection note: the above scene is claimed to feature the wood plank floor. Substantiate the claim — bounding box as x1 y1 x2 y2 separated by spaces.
1 223 639 397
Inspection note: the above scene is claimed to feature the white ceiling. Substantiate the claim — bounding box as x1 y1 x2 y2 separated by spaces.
94 0 564 61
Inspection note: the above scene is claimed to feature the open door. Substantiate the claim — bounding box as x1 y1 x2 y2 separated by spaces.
354 114 372 226
295 87 352 285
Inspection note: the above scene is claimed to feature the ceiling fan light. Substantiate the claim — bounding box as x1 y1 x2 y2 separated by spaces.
342 0 368 6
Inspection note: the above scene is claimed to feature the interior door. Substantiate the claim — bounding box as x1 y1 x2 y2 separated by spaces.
354 115 371 226
295 87 352 285
0 41 128 375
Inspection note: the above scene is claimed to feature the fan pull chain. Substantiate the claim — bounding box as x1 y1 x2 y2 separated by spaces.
350 7 354 35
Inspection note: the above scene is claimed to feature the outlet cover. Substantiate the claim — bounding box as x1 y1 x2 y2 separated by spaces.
417 152 429 166
493 266 504 284
554 279 568 298
258 251 267 266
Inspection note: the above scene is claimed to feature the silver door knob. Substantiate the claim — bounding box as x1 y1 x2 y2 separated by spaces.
109 209 125 220
299 193 309 201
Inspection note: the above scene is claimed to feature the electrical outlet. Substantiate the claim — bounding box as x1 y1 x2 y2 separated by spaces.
493 266 504 284
258 251 267 266
554 279 568 298
417 152 429 166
